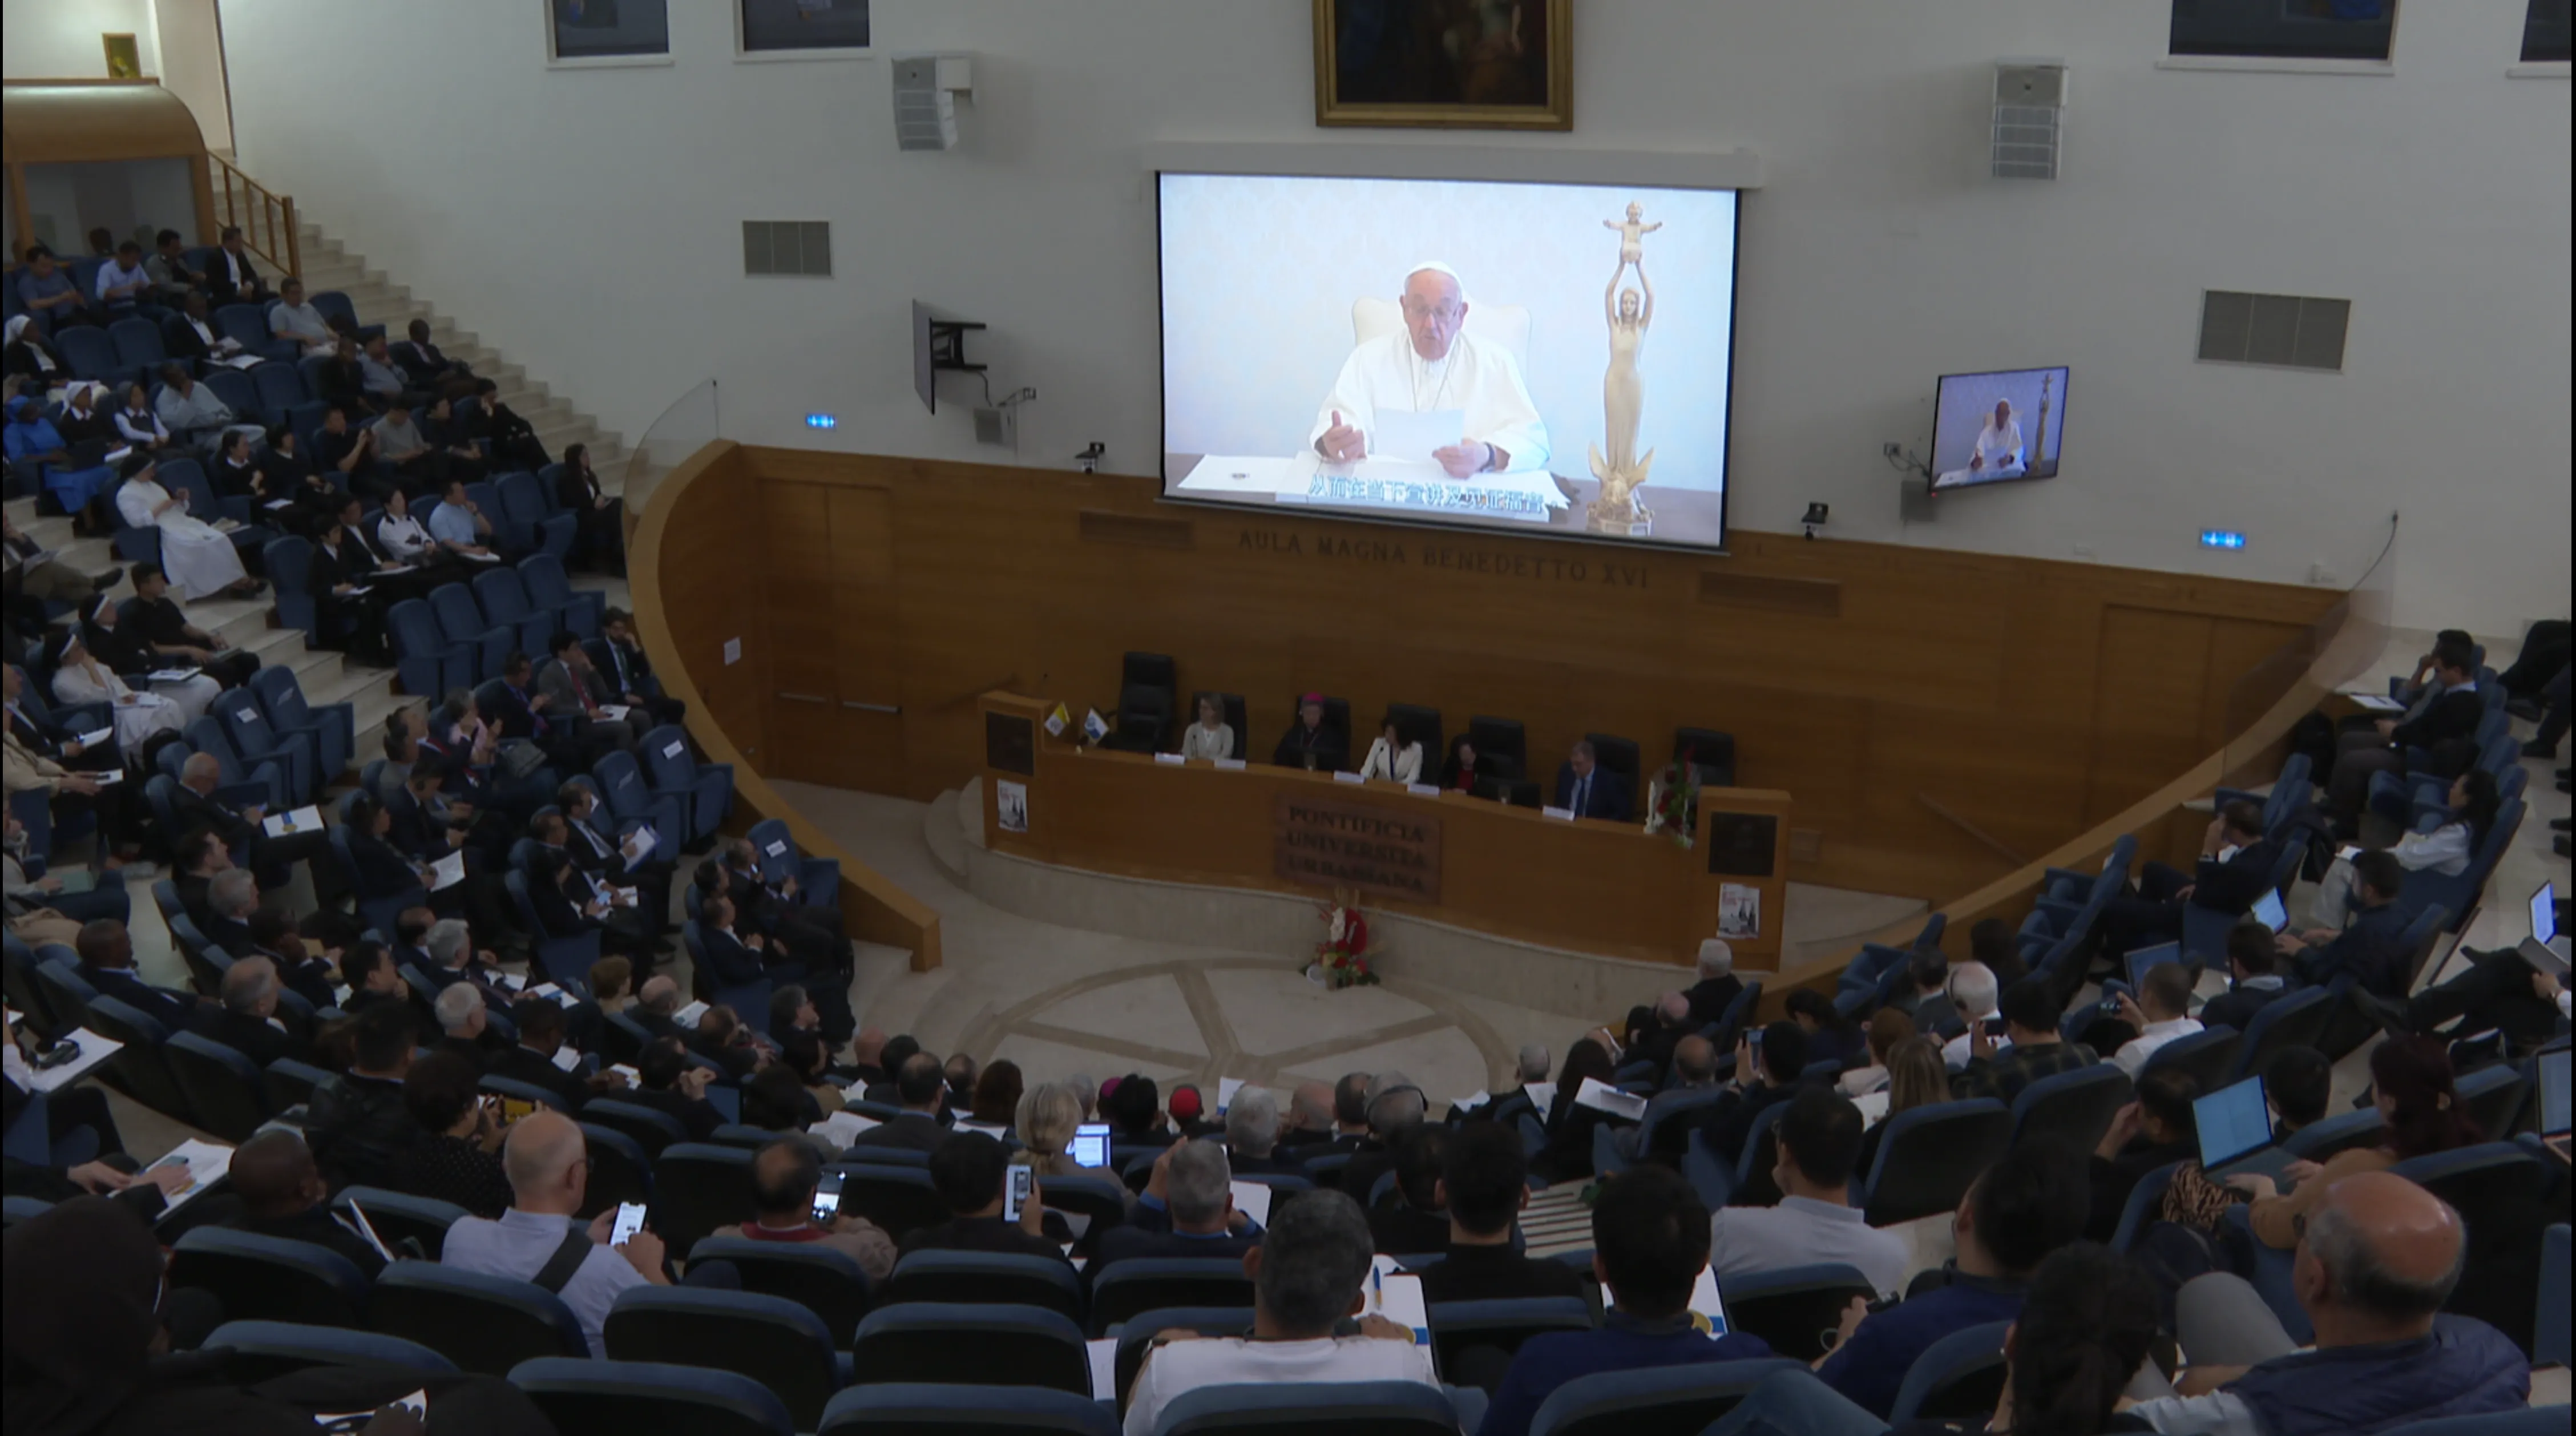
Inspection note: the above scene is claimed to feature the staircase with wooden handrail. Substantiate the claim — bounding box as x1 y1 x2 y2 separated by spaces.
208 152 299 280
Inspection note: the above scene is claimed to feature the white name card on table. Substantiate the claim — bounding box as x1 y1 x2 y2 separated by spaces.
810 1110 880 1147
1407 783 1442 798
607 1063 643 1086
1217 1078 1244 1112
1575 1077 1649 1122
28 1027 123 1093
261 804 324 837
76 727 115 751
1214 757 1247 772
1333 770 1365 784
146 668 201 683
1087 1337 1119 1401
1521 1082 1556 1115
672 1000 709 1029
595 704 631 723
145 1138 235 1214
1229 1179 1274 1229
1154 752 1185 765
1542 805 1576 821
427 851 466 892
551 1045 582 1073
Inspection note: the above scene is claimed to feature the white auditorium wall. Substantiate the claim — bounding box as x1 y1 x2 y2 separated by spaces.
1 0 161 78
209 1 2571 632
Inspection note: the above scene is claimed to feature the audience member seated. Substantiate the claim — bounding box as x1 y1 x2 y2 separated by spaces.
13 247 88 333
1552 738 1631 821
1479 1165 1774 1436
1413 1120 1581 1305
2225 1035 2481 1251
1937 962 2001 1069
1623 990 1695 1079
1813 1138 2088 1419
1122 1186 1433 1435
705 1136 897 1282
846 1050 949 1153
314 405 386 499
1282 1076 1356 1155
688 1003 762 1080
2264 1047 2332 1144
1529 1039 1621 1183
588 608 683 727
1953 978 2097 1103
900 1130 1069 1262
375 396 450 490
2131 1171 2526 1435
1212 1085 1289 1175
2088 1068 2202 1243
306 1002 423 1191
2325 634 2486 835
1681 1019 1814 1169
1179 693 1234 761
1839 1009 1916 1099
161 288 239 368
1685 937 1745 1026
152 365 251 456
267 278 336 357
187 955 307 1069
204 227 269 305
1896 948 1956 1034
442 1110 669 1357
432 982 494 1066
554 442 622 574
144 229 203 304
2381 949 2569 1055
1367 1124 1452 1255
626 1035 723 1141
2097 802 2281 959
76 917 203 1030
1710 1086 1910 1298
2281 849 2417 1000
221 1128 388 1277
2200 921 2295 1034
1104 1071 1178 1151
1096 1139 1262 1280
489 995 616 1111
1271 692 1345 771
1341 1070 1426 1202
2108 963 2205 1078
537 628 637 754
1357 715 1423 783
1785 987 1863 1071
966 1056 1023 1128
393 317 469 387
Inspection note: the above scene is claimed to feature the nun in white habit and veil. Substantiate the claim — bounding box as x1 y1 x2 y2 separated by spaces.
112 453 258 600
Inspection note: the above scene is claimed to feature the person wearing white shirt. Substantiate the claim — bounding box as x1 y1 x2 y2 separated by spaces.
1309 262 1549 479
152 364 258 455
438 1110 669 1357
1937 398 2025 486
45 625 181 756
2109 962 2204 1078
1707 1086 1911 1298
267 278 335 356
1938 961 2004 1071
1121 1187 1435 1435
1177 694 1235 762
1357 717 1423 784
93 243 152 310
374 486 437 564
111 382 172 451
114 454 257 600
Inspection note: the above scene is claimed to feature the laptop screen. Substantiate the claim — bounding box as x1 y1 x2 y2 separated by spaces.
2533 882 2557 946
2125 942 2184 993
2195 1075 2275 1169
2251 889 2288 933
1069 1123 1112 1169
2541 1048 2570 1139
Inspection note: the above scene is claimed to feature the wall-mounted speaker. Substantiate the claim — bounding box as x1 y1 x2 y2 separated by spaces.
1992 62 2066 180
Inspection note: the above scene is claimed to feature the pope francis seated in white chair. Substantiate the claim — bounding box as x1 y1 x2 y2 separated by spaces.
1938 398 2026 486
1309 262 1548 480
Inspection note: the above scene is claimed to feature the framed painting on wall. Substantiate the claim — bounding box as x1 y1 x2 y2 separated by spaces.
1313 0 1572 131
102 34 143 79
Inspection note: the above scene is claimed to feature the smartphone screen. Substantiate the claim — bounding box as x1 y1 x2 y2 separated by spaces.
810 1172 843 1225
1003 1164 1033 1221
609 1201 647 1247
1980 1015 2008 1039
1069 1123 1111 1169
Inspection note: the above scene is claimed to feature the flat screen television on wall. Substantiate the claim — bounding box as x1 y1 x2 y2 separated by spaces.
1927 365 2069 494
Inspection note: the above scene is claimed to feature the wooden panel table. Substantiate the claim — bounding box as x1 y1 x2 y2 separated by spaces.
978 694 1790 969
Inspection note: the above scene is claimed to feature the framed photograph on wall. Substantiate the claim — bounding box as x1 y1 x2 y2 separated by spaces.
1313 0 1572 131
102 34 143 79
546 0 672 66
738 0 872 60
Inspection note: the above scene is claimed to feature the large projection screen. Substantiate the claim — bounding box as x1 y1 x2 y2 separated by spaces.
1158 171 1739 549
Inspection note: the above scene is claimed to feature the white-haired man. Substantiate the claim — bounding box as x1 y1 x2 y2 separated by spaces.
1309 262 1549 480
1938 961 2002 1071
1685 938 1745 1027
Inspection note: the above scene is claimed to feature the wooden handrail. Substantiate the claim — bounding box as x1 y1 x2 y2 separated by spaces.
207 154 298 280
1915 792 2029 866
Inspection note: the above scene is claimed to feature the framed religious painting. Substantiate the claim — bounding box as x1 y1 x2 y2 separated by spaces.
1313 0 1572 131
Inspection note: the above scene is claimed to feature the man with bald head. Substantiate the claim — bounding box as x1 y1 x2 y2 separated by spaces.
441 1109 669 1356
1309 261 1549 480
1282 1079 1338 1149
2132 1170 2527 1434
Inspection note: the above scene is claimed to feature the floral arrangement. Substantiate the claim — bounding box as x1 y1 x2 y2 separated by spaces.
1645 754 1701 849
1309 885 1381 989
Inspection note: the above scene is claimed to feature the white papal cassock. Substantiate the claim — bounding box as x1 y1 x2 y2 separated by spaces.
1306 332 1551 475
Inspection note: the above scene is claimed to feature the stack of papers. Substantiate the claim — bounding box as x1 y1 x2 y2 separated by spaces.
144 1139 234 1214
621 827 658 863
1088 1337 1119 1401
810 1110 881 1147
427 852 467 891
261 804 324 837
672 1000 709 1029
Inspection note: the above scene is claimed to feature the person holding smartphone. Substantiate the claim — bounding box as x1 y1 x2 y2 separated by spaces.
439 1110 669 1357
896 1131 1067 1264
704 1138 896 1282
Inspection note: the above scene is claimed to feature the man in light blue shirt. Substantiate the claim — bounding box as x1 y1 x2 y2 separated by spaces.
439 1109 668 1356
427 477 492 556
94 241 152 310
1706 1086 1910 1299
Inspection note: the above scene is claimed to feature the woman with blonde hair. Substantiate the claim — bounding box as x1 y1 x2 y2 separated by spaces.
1014 1080 1087 1177
1838 1007 1917 1099
1855 1034 1947 1177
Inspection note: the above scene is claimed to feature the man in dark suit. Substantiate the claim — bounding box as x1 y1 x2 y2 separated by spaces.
2282 850 2416 999
171 752 294 890
527 826 653 962
589 608 684 727
689 1005 762 1081
1552 740 1632 822
1286 1071 1373 1165
2327 636 2487 833
848 1053 951 1155
2200 921 2296 1035
1682 938 1746 1028
626 1036 722 1141
186 955 307 1069
1419 1122 1584 1305
1092 1139 1263 1284
693 892 777 990
898 1130 1073 1263
484 652 584 771
559 780 671 942
1270 692 1345 771
1337 1072 1424 1207
2095 800 2279 958
75 918 203 1030
487 996 627 1112
1669 1020 1812 1169
204 225 269 305
222 1130 386 1278
1366 1124 1452 1256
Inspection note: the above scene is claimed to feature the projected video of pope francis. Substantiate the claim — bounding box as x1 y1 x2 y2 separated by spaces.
1308 262 1550 479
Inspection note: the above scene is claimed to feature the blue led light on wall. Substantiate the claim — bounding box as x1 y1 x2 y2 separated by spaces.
805 414 838 430
2199 529 2247 550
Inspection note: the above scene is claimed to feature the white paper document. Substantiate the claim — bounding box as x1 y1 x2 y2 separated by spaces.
262 804 324 837
621 827 658 862
596 705 631 723
1575 1076 1649 1121
1174 454 1304 494
811 1110 881 1148
1229 1179 1274 1229
1214 757 1247 772
76 727 115 751
2340 692 2407 712
1407 783 1442 798
1542 805 1576 821
146 668 201 683
551 1046 582 1073
1333 770 1365 784
427 851 466 892
145 1138 235 1214
1087 1337 1119 1401
672 1000 709 1029
1371 408 1467 465
29 1027 123 1092
1217 1078 1245 1112
1153 752 1185 766
607 1063 643 1086
1368 1264 1432 1345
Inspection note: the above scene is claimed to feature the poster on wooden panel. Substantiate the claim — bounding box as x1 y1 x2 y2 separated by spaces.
1273 792 1443 905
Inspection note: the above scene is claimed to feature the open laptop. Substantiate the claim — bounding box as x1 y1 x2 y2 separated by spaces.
2125 942 2185 993
2517 882 2568 979
2250 889 2290 934
2538 1047 2569 1165
2199 1074 2298 1181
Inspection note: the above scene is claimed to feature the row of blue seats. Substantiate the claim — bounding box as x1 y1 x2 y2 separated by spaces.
371 557 601 694
36 289 386 389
